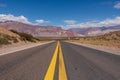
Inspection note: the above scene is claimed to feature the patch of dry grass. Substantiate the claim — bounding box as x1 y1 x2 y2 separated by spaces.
73 40 120 48
71 31 120 48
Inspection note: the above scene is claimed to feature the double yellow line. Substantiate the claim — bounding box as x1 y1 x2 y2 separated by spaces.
44 41 68 80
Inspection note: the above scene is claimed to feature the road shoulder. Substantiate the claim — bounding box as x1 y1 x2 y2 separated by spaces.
65 41 120 55
0 41 54 56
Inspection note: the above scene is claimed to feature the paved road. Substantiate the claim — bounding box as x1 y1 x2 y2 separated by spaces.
0 42 56 80
61 42 120 80
0 41 120 80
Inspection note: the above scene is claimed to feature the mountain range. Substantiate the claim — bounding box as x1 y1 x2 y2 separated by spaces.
0 21 78 37
0 21 120 37
69 26 120 36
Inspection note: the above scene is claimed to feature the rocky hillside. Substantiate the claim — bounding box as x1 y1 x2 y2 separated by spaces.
96 31 120 41
0 26 40 45
0 21 78 37
0 26 19 37
0 26 20 44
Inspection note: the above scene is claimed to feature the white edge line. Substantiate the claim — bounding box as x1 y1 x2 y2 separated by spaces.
65 41 120 56
0 41 54 56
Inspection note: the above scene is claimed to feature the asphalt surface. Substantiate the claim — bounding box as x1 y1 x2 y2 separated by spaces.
0 42 56 80
0 41 120 80
61 41 120 80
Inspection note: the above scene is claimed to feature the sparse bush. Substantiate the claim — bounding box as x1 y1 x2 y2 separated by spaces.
11 37 19 43
10 30 40 42
0 33 19 45
0 38 10 44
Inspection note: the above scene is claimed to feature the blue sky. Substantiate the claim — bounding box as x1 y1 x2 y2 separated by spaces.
0 0 120 29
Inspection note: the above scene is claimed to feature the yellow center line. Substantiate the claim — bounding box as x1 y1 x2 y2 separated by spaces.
58 41 68 80
44 41 68 80
44 42 59 80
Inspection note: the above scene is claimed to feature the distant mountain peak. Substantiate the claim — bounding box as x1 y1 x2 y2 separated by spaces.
0 21 78 37
69 26 120 36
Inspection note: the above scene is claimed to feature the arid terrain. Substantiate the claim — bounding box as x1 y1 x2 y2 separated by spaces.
70 31 120 54
0 26 41 49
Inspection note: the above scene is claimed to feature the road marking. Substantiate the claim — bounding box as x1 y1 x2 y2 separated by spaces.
58 41 68 80
0 41 54 56
44 42 59 80
44 41 68 80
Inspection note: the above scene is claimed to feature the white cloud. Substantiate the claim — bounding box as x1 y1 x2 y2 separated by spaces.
35 19 50 24
114 2 120 9
35 20 44 24
65 16 120 29
0 14 31 24
0 14 51 25
0 4 7 7
64 20 77 25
